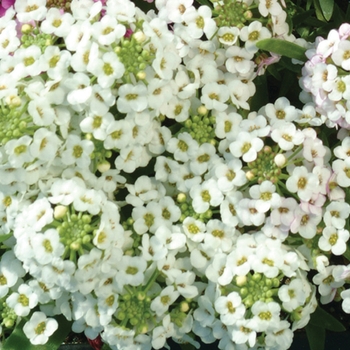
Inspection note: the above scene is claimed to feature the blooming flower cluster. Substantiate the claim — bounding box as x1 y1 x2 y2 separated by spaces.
0 0 350 350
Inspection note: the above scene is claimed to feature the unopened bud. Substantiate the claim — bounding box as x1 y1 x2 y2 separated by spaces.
246 171 255 181
54 205 68 219
134 31 146 43
5 95 21 108
236 275 247 286
274 153 286 167
177 193 187 203
136 71 146 80
197 105 207 115
180 301 190 312
21 24 33 34
97 161 111 173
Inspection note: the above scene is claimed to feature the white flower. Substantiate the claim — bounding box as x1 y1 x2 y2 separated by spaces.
132 201 162 234
249 180 281 213
167 132 199 162
286 166 319 202
258 0 283 17
30 128 62 162
61 135 94 169
12 45 44 79
40 8 75 37
152 49 181 80
117 83 148 113
323 201 350 229
319 226 350 255
278 278 308 312
251 300 281 332
15 0 47 22
215 159 247 193
265 320 294 350
5 135 34 168
215 110 242 140
104 119 133 152
231 318 258 347
332 158 350 187
6 284 39 317
115 256 147 288
0 251 25 298
183 5 217 39
65 72 92 106
89 52 125 88
23 312 58 345
152 314 175 349
229 131 264 162
205 253 233 286
240 21 272 53
264 97 298 124
200 82 229 112
92 14 126 46
190 179 224 214
18 198 53 232
49 178 85 206
150 286 180 317
217 26 240 46
226 46 255 75
271 121 304 151
332 39 350 70
214 292 245 326
64 20 92 51
183 217 206 243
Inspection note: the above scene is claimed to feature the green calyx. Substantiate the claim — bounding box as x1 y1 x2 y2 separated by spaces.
177 197 212 222
225 272 280 308
0 301 17 331
52 207 98 261
0 103 37 146
46 0 72 11
247 146 281 184
21 32 55 51
115 28 154 82
212 0 252 29
180 114 216 145
116 288 152 334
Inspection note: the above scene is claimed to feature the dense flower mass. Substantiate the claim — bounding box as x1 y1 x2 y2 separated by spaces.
0 0 350 349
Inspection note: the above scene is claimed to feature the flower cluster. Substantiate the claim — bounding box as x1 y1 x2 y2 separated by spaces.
0 0 350 350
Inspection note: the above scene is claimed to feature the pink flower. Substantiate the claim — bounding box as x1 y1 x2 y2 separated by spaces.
87 335 103 350
0 0 15 17
256 53 281 76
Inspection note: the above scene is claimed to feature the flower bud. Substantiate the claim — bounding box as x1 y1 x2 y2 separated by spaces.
134 31 146 43
197 105 207 115
235 275 247 286
21 24 33 34
246 171 255 181
5 95 21 108
274 153 286 167
177 193 187 203
97 161 111 173
136 71 146 80
54 205 68 219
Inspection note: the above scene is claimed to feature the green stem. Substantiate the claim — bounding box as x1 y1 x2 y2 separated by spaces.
285 145 303 163
143 268 160 294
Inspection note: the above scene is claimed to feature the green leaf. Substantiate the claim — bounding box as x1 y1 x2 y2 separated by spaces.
195 0 213 7
309 306 346 332
318 0 334 21
179 343 197 350
256 38 307 62
3 315 72 350
306 323 325 350
343 245 350 262
249 75 269 111
0 233 12 243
